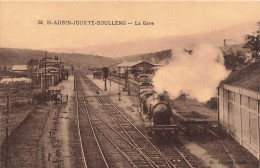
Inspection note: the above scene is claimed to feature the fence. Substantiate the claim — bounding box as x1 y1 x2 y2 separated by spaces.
218 84 260 160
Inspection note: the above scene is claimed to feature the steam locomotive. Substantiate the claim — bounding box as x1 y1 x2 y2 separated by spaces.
139 89 179 138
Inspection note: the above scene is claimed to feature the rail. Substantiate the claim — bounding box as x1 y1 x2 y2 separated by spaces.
82 73 195 168
77 75 157 168
75 75 109 168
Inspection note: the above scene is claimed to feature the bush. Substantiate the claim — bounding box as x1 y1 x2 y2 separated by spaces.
32 92 46 104
11 101 29 108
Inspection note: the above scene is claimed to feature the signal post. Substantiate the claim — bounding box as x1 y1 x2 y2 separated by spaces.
101 67 109 91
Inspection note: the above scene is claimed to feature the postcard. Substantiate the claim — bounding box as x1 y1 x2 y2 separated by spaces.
0 1 259 168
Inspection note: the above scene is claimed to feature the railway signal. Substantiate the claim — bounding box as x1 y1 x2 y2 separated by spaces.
101 67 109 91
125 67 130 95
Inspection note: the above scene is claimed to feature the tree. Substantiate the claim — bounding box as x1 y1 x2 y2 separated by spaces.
243 22 260 59
223 49 247 71
27 58 38 71
26 59 39 85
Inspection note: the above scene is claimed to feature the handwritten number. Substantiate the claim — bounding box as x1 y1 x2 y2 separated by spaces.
38 20 43 25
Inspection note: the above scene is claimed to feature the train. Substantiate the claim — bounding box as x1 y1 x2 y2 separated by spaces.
137 74 153 86
139 88 179 138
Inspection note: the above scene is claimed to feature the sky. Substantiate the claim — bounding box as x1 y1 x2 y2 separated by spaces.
0 1 260 57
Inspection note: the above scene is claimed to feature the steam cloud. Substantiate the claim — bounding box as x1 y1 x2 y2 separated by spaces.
153 43 229 102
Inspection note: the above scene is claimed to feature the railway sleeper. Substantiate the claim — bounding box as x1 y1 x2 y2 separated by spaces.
124 131 139 134
132 159 148 163
124 151 139 155
134 163 151 167
120 124 132 127
135 165 151 168
131 158 148 162
133 163 151 167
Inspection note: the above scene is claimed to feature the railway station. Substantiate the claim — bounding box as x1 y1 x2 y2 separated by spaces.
0 2 260 168
1 58 259 168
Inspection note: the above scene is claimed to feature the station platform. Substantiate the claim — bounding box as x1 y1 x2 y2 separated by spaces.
171 97 218 134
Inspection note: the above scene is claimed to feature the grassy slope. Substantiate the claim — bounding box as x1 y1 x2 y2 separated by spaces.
0 48 116 69
0 48 172 70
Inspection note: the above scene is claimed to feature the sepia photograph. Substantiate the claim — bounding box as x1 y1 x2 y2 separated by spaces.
0 1 259 168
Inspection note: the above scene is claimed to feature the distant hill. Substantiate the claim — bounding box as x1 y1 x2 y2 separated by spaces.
0 48 117 70
115 49 172 64
0 48 172 70
0 48 45 65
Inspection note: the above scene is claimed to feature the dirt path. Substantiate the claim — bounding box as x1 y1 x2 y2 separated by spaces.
56 75 75 167
41 75 85 168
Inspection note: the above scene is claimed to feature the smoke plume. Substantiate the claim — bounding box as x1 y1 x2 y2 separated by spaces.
153 43 229 102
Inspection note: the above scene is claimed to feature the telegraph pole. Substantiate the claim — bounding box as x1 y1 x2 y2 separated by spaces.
126 67 130 95
44 52 47 93
11 71 13 92
125 67 127 90
73 72 75 91
127 72 131 96
5 93 9 168
118 67 121 101
59 56 62 82
44 52 47 101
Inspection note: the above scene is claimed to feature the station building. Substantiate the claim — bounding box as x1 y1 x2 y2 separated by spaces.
36 56 69 101
218 60 260 159
12 65 29 77
113 61 155 75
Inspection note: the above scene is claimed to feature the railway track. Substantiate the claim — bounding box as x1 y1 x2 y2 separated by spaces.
79 73 195 168
76 75 162 167
108 75 140 96
76 80 109 168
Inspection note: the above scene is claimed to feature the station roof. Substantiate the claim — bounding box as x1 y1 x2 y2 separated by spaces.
38 66 60 72
220 59 260 93
0 77 32 84
12 65 28 71
115 61 154 68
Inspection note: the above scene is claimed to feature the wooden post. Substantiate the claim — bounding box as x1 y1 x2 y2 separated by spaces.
249 98 251 145
257 100 260 160
227 90 230 131
118 68 121 101
217 87 220 126
73 74 75 91
104 78 107 91
240 93 243 144
11 71 13 92
125 67 127 90
5 93 9 168
59 57 62 81
109 79 111 91
127 67 130 96
44 52 47 93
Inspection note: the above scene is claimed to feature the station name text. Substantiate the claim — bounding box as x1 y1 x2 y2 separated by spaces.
37 20 155 26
